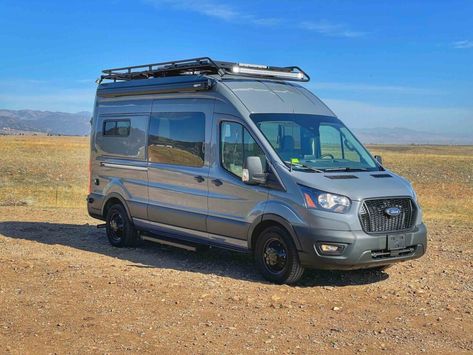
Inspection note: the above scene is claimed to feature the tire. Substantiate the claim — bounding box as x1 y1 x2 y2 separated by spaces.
254 226 304 284
105 203 139 247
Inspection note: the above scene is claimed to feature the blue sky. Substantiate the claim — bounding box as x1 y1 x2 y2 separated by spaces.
0 0 472 135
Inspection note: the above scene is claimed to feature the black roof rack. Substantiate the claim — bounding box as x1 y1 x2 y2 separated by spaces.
98 57 310 84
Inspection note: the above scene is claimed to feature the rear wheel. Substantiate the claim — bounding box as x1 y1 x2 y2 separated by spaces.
105 203 139 247
254 226 304 284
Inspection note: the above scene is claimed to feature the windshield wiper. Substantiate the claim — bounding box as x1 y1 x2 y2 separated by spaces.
284 161 324 173
323 167 368 172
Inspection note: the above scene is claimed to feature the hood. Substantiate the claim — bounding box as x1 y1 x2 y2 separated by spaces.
291 170 415 201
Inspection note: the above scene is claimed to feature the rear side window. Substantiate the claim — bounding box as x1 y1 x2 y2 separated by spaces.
148 112 205 167
103 119 131 137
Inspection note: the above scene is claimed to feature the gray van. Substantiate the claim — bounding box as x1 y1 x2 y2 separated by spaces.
87 57 427 284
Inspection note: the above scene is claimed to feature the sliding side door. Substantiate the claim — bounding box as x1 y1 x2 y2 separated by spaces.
146 99 214 232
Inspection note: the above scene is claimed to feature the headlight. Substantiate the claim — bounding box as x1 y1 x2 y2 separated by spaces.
300 186 351 213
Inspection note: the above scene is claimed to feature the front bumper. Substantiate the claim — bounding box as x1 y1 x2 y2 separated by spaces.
296 223 427 270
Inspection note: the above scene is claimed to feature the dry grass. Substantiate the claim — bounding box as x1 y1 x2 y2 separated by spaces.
1 136 472 224
0 136 88 207
368 145 473 224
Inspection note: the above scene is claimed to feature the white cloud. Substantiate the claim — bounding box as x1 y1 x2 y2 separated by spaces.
452 40 473 49
311 82 441 95
144 0 280 27
172 0 239 21
144 1 363 37
300 21 367 38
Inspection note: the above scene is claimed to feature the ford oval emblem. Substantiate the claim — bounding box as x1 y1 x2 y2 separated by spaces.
385 207 401 217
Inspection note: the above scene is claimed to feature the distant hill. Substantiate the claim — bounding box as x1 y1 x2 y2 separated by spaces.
352 127 473 145
0 109 90 136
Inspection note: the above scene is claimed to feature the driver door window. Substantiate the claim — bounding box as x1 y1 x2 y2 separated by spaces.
221 122 266 178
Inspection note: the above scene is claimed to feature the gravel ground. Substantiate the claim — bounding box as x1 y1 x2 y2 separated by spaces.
0 207 472 354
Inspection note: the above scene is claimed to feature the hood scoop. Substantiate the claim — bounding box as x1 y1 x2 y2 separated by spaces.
371 173 392 178
325 175 358 180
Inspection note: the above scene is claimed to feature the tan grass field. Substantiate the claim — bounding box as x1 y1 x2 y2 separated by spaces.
1 136 472 224
368 145 473 224
0 136 89 207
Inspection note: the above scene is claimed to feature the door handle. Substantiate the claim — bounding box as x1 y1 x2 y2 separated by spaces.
194 175 205 183
211 179 223 187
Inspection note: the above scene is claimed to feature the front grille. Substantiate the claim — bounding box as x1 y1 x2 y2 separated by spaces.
360 198 416 233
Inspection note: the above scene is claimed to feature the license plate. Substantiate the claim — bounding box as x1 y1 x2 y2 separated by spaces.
387 234 406 250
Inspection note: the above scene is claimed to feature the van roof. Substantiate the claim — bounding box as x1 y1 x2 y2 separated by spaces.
96 58 335 117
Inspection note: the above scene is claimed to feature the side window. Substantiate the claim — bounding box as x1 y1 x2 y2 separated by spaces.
96 115 147 160
319 124 343 159
221 122 266 178
148 112 205 167
103 119 130 137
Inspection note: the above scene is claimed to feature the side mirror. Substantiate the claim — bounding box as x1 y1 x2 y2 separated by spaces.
242 156 267 185
374 155 383 165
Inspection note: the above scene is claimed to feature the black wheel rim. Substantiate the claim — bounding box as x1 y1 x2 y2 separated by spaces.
109 211 125 243
263 238 288 274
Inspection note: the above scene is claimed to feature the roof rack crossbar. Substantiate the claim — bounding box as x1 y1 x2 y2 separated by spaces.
98 57 310 84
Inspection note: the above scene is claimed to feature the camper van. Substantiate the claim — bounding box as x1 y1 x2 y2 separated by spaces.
87 58 427 284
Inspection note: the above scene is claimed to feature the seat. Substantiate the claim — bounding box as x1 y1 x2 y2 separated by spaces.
280 135 295 161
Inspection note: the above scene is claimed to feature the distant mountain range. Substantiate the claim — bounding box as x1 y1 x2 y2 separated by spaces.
352 127 473 145
0 109 90 136
1 109 471 145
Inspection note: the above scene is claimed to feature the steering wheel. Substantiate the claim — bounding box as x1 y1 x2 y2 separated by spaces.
320 153 335 160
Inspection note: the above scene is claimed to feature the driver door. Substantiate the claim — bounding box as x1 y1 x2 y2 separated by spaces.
207 116 269 246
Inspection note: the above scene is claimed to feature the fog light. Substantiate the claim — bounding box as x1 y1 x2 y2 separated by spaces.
321 244 339 252
317 243 347 256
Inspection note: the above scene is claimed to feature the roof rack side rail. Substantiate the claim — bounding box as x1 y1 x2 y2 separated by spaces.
97 58 310 84
102 56 218 73
98 57 223 84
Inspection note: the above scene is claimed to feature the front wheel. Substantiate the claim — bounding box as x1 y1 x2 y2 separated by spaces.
254 226 304 284
105 203 139 247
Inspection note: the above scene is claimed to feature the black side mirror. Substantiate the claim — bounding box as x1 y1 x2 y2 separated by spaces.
242 156 267 185
374 155 383 165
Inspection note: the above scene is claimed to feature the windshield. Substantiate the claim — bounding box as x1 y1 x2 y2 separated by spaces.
250 114 380 172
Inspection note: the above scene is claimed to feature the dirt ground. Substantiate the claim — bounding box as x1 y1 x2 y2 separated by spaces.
0 206 472 354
